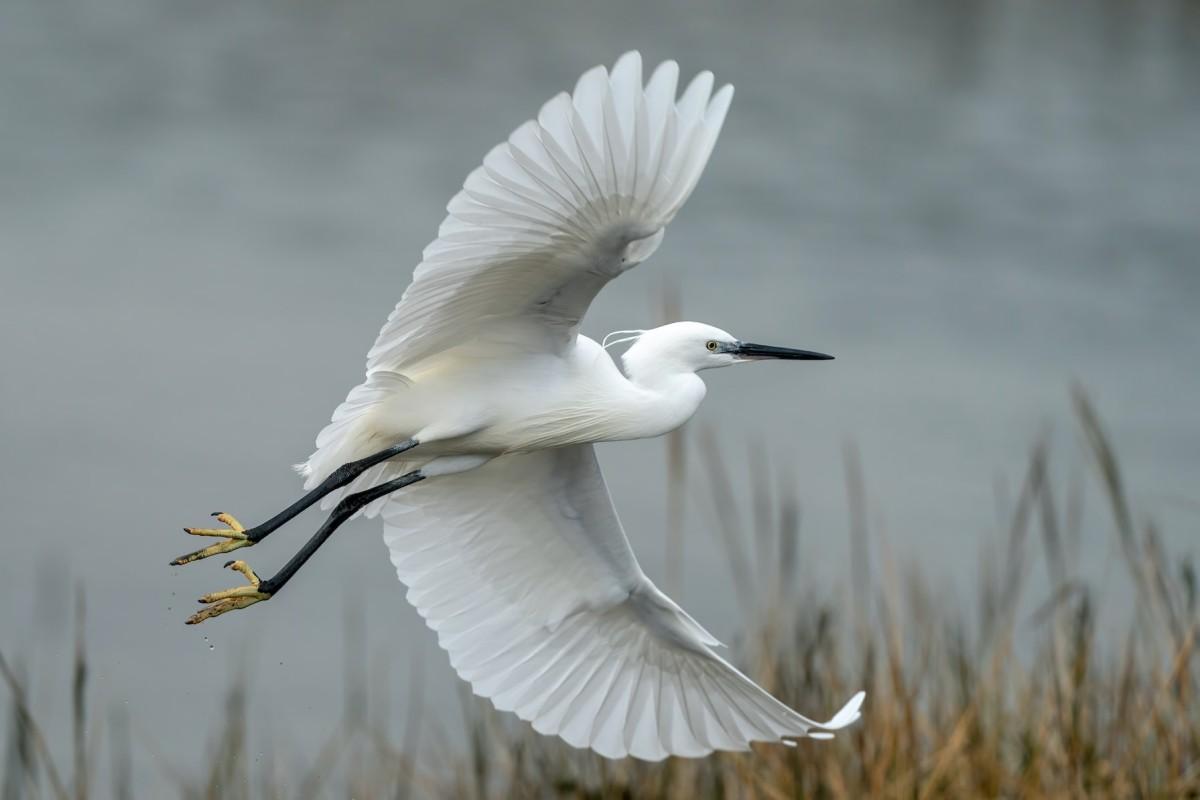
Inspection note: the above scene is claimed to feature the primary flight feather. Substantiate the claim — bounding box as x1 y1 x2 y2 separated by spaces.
175 51 863 761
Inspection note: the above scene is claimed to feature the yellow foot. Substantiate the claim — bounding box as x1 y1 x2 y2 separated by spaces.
172 512 253 566
185 560 272 625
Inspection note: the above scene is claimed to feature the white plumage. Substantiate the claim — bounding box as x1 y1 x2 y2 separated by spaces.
384 445 862 759
300 52 864 759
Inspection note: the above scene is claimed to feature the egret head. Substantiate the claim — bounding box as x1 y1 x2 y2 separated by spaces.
616 321 832 380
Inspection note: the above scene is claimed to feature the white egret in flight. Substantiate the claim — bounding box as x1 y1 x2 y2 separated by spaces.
174 52 864 760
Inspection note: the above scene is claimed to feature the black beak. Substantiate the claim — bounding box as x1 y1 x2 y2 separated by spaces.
732 342 834 361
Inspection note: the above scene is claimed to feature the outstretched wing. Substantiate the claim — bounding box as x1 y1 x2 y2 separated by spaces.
366 51 733 373
382 445 864 760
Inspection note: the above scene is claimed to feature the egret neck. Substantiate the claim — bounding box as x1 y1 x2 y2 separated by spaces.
611 330 709 441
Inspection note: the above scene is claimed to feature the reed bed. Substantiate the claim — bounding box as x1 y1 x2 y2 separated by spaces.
3 387 1197 798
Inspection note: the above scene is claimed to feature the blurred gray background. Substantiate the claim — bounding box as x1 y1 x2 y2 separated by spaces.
2 0 1198 790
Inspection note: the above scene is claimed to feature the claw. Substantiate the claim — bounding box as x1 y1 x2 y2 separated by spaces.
184 513 246 537
185 560 271 624
172 513 252 565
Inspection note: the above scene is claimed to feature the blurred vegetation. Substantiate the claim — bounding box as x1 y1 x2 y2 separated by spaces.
3 387 1198 798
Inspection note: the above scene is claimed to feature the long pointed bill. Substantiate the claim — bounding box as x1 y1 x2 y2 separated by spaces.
732 342 834 361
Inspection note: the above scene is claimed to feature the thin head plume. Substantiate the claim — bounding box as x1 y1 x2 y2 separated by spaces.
602 329 646 350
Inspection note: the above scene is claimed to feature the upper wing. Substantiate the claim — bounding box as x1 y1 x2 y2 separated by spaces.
366 52 733 373
382 445 864 760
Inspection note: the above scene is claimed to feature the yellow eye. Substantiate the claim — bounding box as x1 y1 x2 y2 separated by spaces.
706 340 719 352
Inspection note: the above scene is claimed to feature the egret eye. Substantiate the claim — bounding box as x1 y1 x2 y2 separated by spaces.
706 340 720 352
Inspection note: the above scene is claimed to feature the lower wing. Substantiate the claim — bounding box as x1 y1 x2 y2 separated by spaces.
381 444 863 760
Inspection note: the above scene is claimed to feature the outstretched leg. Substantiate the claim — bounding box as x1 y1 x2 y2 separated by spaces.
185 468 427 624
171 438 418 566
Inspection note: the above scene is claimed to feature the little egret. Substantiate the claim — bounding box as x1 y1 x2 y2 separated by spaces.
174 52 864 760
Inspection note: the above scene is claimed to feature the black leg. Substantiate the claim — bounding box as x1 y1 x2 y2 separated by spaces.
247 438 419 544
257 469 426 597
184 467 427 624
172 438 418 566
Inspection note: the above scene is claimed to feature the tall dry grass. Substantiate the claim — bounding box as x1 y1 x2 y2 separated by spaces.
2 387 1197 798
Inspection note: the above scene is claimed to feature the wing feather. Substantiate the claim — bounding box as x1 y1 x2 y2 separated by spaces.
303 54 736 487
382 445 864 760
364 52 733 375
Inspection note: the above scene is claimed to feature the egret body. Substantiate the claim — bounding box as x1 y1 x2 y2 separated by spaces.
175 52 863 761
